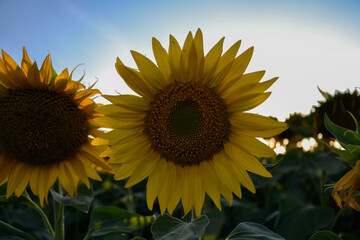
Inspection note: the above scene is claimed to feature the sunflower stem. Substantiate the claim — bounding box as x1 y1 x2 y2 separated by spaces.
191 207 195 221
23 190 55 238
53 181 65 240
190 208 202 240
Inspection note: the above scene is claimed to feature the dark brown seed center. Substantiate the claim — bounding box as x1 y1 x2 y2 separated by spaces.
0 88 88 166
144 82 231 166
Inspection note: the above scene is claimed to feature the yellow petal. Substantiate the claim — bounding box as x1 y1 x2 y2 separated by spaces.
228 161 255 193
227 92 271 112
168 35 182 81
115 58 155 99
52 68 69 91
102 94 149 112
202 37 224 84
58 162 76 197
251 77 278 94
166 164 182 215
125 151 160 187
0 59 18 89
112 141 152 164
217 40 241 72
109 134 149 159
229 132 276 158
114 157 142 180
81 144 113 171
180 41 198 82
73 89 101 104
29 165 40 196
14 165 31 197
71 157 90 188
1 49 27 87
96 105 146 121
194 29 204 61
224 142 272 178
94 116 143 129
77 153 102 181
230 112 288 138
7 162 25 197
209 60 233 88
221 70 265 98
158 161 173 214
146 159 166 211
152 37 171 82
21 46 33 76
193 29 205 82
0 157 13 185
219 47 254 91
27 61 42 88
180 167 193 216
200 161 222 211
188 165 205 217
45 165 59 196
131 50 166 90
212 153 242 199
40 54 52 86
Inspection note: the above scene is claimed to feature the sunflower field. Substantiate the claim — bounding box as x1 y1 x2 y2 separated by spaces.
0 30 359 240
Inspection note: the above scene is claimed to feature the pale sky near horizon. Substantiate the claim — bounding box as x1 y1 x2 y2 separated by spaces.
1 0 360 120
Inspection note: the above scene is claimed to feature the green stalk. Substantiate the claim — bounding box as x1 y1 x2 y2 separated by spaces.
191 207 195 221
23 191 55 238
190 208 202 240
53 181 65 240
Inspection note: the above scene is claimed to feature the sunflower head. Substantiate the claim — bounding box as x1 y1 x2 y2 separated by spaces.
0 47 112 205
94 29 288 216
313 88 360 141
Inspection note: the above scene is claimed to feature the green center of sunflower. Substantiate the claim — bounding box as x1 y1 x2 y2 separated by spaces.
144 82 231 167
0 88 88 166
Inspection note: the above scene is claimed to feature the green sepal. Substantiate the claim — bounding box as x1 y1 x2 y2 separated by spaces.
317 86 329 100
69 63 85 82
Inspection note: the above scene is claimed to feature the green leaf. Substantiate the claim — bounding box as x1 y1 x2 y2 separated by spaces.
275 202 334 240
203 208 226 239
347 111 360 134
226 222 285 240
324 114 360 146
151 214 210 240
50 183 94 213
0 220 36 240
0 185 31 205
86 206 155 239
308 231 343 240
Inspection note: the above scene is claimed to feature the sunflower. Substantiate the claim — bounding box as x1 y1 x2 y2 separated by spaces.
0 47 112 205
332 160 360 212
93 29 288 216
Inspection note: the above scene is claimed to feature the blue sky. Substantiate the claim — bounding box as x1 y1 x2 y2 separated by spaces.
1 0 360 120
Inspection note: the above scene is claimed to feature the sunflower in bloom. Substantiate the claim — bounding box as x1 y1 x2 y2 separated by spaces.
0 47 112 205
93 29 288 216
332 160 360 212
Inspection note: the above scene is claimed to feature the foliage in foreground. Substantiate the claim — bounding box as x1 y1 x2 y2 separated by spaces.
1 90 360 239
1 143 359 239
